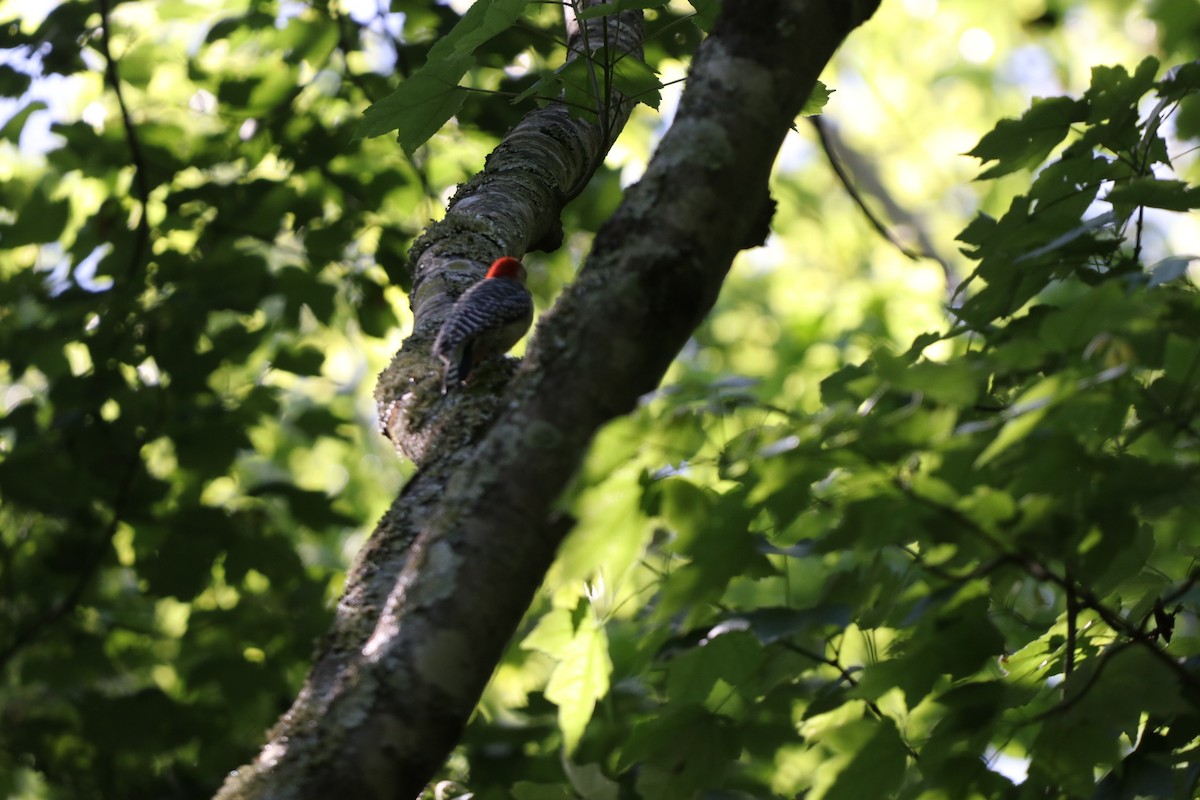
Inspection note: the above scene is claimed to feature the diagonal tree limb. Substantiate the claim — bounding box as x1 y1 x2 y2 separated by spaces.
376 1 643 464
216 1 879 798
216 3 642 798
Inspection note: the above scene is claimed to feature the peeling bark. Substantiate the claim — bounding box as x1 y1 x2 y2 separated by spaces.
215 1 879 798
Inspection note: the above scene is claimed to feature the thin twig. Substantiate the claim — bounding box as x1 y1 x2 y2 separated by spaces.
778 639 921 761
810 116 926 263
95 0 150 281
898 479 1200 695
1023 640 1135 725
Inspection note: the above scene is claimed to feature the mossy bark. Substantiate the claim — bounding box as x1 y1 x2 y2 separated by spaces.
215 2 881 798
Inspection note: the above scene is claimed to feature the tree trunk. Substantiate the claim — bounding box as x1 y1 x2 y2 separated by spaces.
214 1 880 798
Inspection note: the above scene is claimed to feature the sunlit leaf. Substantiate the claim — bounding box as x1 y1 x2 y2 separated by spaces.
800 80 833 117
544 611 612 755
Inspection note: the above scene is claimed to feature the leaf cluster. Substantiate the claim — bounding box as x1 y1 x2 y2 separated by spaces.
0 1 443 795
3 2 1200 798
445 56 1200 800
358 0 715 153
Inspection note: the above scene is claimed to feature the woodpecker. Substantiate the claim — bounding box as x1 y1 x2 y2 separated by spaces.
432 256 534 392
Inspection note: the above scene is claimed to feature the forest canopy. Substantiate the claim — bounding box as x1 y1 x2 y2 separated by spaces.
3 0 1200 798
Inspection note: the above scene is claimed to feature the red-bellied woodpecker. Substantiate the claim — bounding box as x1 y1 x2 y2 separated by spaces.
432 256 534 392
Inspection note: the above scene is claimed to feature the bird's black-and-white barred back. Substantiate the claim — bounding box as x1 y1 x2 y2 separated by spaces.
432 257 534 392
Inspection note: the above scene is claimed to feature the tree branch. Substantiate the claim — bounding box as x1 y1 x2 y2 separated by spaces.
375 5 643 464
216 1 880 797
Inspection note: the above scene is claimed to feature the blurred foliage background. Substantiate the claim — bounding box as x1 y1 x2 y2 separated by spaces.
3 0 1200 798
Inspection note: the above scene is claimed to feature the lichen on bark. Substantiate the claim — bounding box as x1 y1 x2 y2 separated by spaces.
215 2 882 798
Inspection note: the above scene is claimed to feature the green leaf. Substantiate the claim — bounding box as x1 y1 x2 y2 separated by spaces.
206 10 276 42
1084 57 1159 125
291 406 348 439
956 486 1017 529
0 183 70 247
653 476 713 542
544 611 611 755
747 443 830 530
729 606 854 645
968 96 1086 179
920 682 1007 768
1158 60 1200 103
551 57 607 120
510 68 560 106
247 67 298 112
820 718 908 800
247 481 356 528
1030 647 1182 795
554 463 654 592
562 759 619 800
622 707 739 799
521 607 576 657
0 64 32 97
357 67 471 150
656 484 772 616
875 352 980 406
280 16 340 66
820 495 927 553
1106 178 1200 212
800 81 833 117
271 345 326 376
357 0 531 150
277 265 337 324
80 689 192 750
974 374 1075 467
688 0 721 31
138 516 229 599
0 100 46 142
1147 255 1196 287
666 629 764 704
609 51 662 108
855 589 1004 707
1037 280 1144 353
